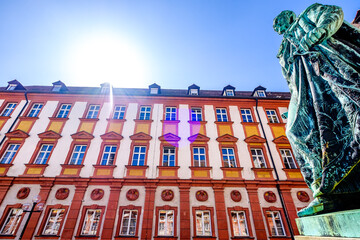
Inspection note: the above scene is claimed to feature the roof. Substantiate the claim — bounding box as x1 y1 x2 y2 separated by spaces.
0 84 291 99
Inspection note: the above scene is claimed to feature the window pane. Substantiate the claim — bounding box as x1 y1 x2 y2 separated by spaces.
0 144 20 164
0 208 23 235
43 209 65 235
81 209 101 235
120 210 137 236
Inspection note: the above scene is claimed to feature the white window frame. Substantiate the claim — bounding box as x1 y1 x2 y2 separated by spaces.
222 148 236 167
195 210 211 236
255 90 266 97
1 103 17 117
216 108 228 122
0 208 23 235
158 210 174 236
193 147 206 167
120 210 138 236
81 209 101 236
100 145 117 165
266 211 286 236
225 89 234 96
150 88 159 94
165 107 177 121
86 105 100 119
162 147 175 166
69 145 87 165
0 144 20 164
139 106 151 120
280 149 297 169
251 148 267 168
231 211 249 236
113 106 126 120
190 89 198 95
28 103 43 117
34 144 53 164
52 85 62 92
42 208 65 235
56 104 71 118
191 108 202 121
266 110 279 123
240 109 253 122
7 84 17 91
131 146 146 166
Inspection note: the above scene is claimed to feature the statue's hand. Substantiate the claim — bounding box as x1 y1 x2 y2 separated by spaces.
299 27 327 52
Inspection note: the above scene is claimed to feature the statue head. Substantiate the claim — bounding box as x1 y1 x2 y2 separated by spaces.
273 10 296 34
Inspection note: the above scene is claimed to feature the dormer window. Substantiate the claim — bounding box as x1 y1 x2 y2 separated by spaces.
225 89 234 96
222 85 235 97
190 89 198 95
150 88 159 94
52 85 62 92
255 90 266 97
7 84 17 91
100 83 111 94
149 83 161 95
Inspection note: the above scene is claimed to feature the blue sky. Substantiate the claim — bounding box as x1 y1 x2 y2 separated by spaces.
0 0 358 92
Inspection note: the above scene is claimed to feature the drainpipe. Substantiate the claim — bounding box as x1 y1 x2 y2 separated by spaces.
0 91 29 147
255 97 295 240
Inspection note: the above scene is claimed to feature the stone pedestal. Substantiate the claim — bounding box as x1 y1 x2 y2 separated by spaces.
295 209 360 238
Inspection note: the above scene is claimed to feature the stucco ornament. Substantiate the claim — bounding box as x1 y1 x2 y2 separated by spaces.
195 190 208 201
55 188 70 200
274 3 360 216
126 189 139 201
264 191 277 203
91 189 104 200
17 187 30 199
230 190 242 202
297 191 310 202
161 189 174 201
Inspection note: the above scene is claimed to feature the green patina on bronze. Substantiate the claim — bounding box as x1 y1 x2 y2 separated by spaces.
274 3 360 217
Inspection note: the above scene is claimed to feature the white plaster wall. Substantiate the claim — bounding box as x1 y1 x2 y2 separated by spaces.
189 187 218 238
113 103 137 178
151 186 180 239
177 104 191 179
230 106 255 180
278 107 288 124
147 104 162 178
205 105 222 179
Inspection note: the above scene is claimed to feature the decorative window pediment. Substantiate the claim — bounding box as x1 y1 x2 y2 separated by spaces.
5 129 29 139
100 131 123 140
244 135 266 143
38 130 62 139
71 131 95 140
188 133 210 143
130 132 152 141
273 135 290 144
159 133 181 142
216 134 238 143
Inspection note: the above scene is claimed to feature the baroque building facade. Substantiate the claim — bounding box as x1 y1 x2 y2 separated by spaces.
0 80 312 240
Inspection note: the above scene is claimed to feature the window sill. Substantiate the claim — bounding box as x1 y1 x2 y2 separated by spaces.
188 121 207 124
154 236 178 239
161 120 180 123
79 118 99 121
107 118 126 122
19 116 39 120
34 235 60 239
74 236 99 239
214 121 234 124
0 116 11 120
240 122 259 125
114 236 138 239
231 237 254 239
192 237 217 239
268 237 292 240
268 123 286 127
0 235 16 239
48 117 69 121
133 119 153 123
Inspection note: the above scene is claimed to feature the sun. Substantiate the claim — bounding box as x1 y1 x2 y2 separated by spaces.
68 34 149 87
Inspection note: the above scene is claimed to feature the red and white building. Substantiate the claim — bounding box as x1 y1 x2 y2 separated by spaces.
0 80 311 240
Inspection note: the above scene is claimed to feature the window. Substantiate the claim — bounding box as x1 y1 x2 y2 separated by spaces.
120 210 138 236
86 105 100 119
251 148 267 168
280 149 297 169
100 145 117 165
165 107 177 121
42 209 65 235
190 89 198 95
216 108 228 122
193 147 206 167
256 90 266 97
162 147 175 166
266 110 279 123
132 146 146 166
69 145 87 165
1 103 17 117
266 211 285 236
7 84 17 91
34 144 53 164
231 211 249 236
28 103 43 117
195 210 211 236
0 144 20 164
158 210 174 236
81 209 101 235
139 106 151 120
240 109 253 123
56 104 71 118
225 89 234 96
0 208 23 235
222 148 236 167
191 108 202 121
113 106 126 120
150 88 159 94
52 85 62 92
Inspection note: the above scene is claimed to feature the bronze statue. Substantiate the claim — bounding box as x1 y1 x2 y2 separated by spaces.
274 3 360 217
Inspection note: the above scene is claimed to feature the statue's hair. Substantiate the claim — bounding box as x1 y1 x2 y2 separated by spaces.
273 10 296 29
